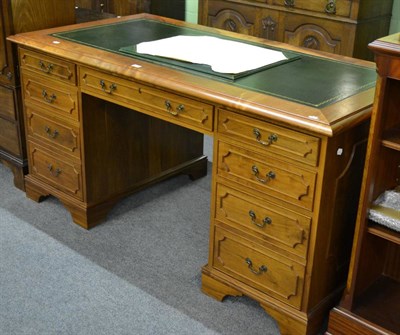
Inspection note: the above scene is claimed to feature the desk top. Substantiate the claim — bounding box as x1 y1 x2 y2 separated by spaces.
8 14 376 136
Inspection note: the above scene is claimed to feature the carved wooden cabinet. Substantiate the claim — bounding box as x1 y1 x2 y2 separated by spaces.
0 0 75 190
327 33 400 335
198 0 394 60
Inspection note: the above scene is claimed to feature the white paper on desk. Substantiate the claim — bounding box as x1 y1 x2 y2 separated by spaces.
136 35 287 74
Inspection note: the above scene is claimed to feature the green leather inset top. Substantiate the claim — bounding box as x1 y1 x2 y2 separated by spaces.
52 19 376 108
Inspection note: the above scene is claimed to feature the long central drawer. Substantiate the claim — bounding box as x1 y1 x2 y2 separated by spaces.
79 66 214 133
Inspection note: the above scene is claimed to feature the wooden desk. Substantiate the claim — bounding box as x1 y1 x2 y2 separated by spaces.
8 14 376 335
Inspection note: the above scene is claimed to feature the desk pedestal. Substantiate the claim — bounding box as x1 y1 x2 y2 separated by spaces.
24 95 208 229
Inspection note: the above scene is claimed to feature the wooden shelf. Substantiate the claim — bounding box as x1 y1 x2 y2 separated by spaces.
353 276 400 334
327 33 400 335
382 127 400 151
368 222 400 244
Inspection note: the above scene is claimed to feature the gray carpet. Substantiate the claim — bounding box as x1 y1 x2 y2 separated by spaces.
0 163 281 335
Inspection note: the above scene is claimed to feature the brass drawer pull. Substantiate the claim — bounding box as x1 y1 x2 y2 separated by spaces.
44 125 59 138
42 89 57 103
47 164 61 177
38 60 54 73
165 100 175 115
252 165 276 183
284 0 295 7
165 100 184 116
245 258 267 275
176 104 185 114
253 128 278 146
249 210 272 228
99 79 117 94
325 0 336 14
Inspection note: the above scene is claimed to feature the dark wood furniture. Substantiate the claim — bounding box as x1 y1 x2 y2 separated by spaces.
75 0 151 22
0 0 75 190
9 14 376 334
198 0 394 61
326 33 400 335
74 0 185 22
75 0 150 15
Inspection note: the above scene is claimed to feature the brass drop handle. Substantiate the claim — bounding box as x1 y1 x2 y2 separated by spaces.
252 165 276 184
284 0 295 7
165 100 184 116
253 128 278 146
99 80 117 94
245 258 267 275
47 164 61 177
42 89 57 103
165 100 176 115
38 60 54 73
325 0 336 14
44 125 59 138
249 210 272 228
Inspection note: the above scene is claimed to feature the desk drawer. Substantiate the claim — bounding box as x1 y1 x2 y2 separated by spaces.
213 226 305 309
22 73 79 121
19 49 77 85
25 106 81 158
217 141 316 210
215 183 310 259
80 66 214 132
217 109 320 166
28 142 83 200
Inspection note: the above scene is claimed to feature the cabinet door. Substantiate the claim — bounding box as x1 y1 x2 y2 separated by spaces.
283 14 355 56
207 1 256 36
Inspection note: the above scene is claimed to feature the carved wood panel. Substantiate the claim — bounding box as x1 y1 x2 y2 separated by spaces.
208 9 255 35
284 24 341 54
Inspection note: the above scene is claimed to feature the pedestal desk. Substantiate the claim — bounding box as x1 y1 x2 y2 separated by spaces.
8 14 376 335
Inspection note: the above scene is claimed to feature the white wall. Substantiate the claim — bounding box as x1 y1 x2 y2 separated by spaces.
390 0 400 33
185 0 198 23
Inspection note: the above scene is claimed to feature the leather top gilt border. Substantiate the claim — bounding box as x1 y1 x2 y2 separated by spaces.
51 18 376 109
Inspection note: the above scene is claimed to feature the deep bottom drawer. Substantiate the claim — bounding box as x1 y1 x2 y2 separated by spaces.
212 225 305 309
28 142 83 200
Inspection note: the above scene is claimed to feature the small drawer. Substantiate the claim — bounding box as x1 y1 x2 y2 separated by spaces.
212 226 305 309
28 142 83 200
25 106 81 158
0 117 20 156
19 48 77 85
0 85 16 120
272 0 352 18
217 141 316 210
22 73 79 121
80 66 214 132
217 109 320 166
215 183 311 259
